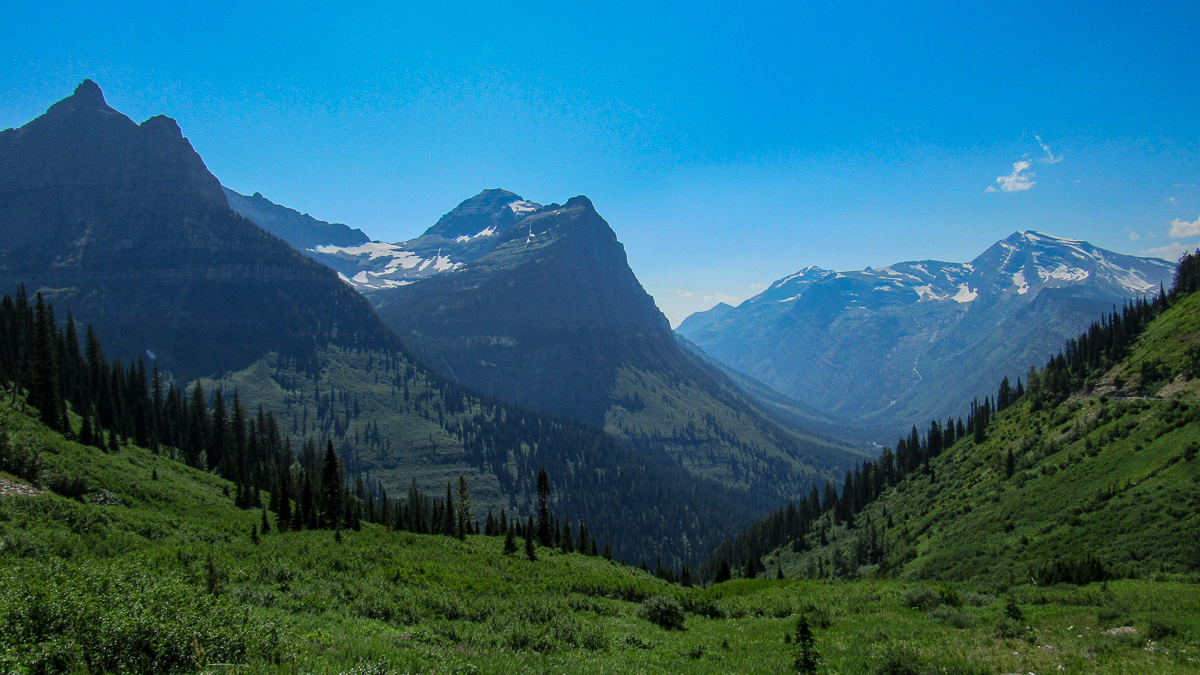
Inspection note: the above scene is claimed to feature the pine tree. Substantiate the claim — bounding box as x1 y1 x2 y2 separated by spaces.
503 526 518 555
300 474 315 529
745 558 757 579
577 523 590 555
277 467 292 532
455 473 472 540
29 294 62 431
536 468 552 546
322 440 343 529
261 509 271 535
561 517 574 554
525 516 537 561
442 482 455 536
714 558 732 584
793 615 819 674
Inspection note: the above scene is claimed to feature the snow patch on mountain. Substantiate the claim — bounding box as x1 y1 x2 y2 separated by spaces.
1013 270 1029 294
952 284 978 303
507 200 539 215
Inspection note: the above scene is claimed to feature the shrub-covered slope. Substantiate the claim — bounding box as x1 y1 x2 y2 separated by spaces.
3 401 1199 675
745 288 1200 583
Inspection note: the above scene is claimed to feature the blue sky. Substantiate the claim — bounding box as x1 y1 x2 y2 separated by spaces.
3 1 1199 325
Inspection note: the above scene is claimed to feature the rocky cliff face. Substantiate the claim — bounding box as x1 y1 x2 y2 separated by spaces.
0 81 394 380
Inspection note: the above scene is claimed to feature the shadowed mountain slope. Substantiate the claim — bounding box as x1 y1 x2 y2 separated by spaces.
0 80 394 381
369 193 868 499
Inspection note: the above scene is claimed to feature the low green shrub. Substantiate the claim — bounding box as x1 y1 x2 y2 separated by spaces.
927 605 975 629
993 615 1025 639
638 594 686 630
1146 616 1176 641
902 587 941 611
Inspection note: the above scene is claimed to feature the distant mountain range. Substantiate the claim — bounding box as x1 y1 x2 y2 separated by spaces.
677 232 1175 442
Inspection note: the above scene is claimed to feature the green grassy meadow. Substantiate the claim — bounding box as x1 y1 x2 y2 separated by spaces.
2 400 1199 674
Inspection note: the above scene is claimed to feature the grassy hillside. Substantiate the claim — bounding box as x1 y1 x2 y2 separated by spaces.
760 290 1200 584
3 400 1199 674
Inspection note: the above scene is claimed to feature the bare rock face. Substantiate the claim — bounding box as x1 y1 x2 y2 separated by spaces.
0 81 394 380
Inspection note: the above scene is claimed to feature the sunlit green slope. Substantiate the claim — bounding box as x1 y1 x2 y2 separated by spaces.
4 399 1200 675
765 290 1200 583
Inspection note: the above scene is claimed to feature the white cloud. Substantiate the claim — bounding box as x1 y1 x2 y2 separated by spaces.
1169 213 1200 238
1034 135 1062 164
670 288 694 297
986 161 1035 193
749 283 767 289
1129 232 1140 241
1143 241 1198 261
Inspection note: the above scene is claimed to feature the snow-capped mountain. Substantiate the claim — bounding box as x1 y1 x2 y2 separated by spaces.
226 188 547 291
308 189 545 290
677 231 1174 442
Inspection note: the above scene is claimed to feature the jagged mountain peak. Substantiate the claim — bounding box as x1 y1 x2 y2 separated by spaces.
304 191 611 292
68 78 108 106
972 230 1169 298
0 80 225 206
424 188 541 240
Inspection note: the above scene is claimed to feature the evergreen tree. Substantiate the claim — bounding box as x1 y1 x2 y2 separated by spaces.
561 517 574 554
793 615 819 674
322 440 343 529
277 467 292 532
714 558 732 584
261 509 271 535
536 468 552 546
745 557 757 579
442 482 456 536
455 473 472 540
503 526 518 555
577 523 590 555
300 474 316 529
525 516 537 561
29 294 62 431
